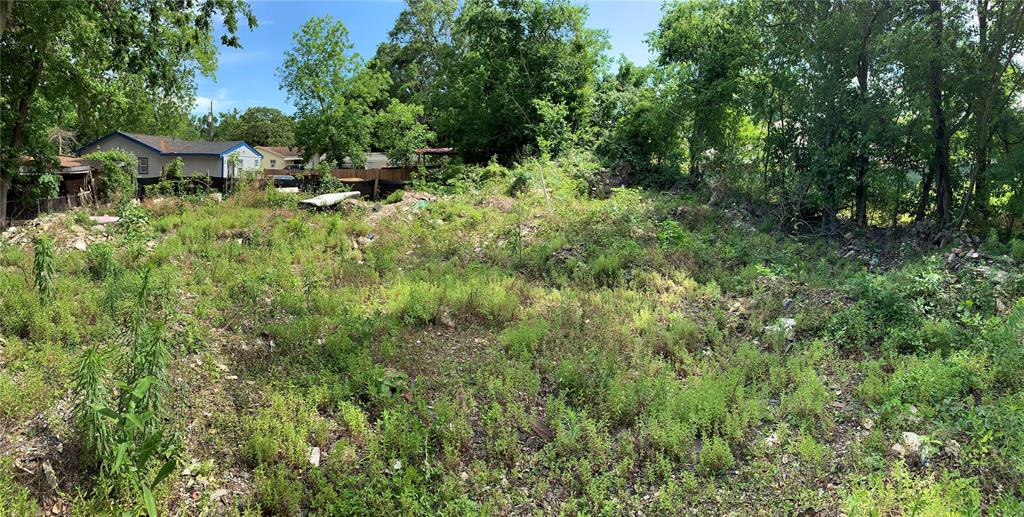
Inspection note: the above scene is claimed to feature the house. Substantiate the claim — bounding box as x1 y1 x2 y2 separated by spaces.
77 132 263 188
256 146 321 171
339 152 394 169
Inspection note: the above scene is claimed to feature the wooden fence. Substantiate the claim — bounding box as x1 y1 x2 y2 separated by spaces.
35 189 94 215
262 167 415 182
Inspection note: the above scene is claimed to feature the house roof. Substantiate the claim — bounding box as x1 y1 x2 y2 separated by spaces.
79 131 262 157
121 133 246 155
258 146 304 158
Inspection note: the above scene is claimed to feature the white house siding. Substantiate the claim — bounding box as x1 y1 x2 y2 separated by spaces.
79 135 168 180
80 135 226 179
222 146 262 178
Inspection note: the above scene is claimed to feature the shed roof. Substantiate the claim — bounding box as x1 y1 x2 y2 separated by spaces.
258 146 304 158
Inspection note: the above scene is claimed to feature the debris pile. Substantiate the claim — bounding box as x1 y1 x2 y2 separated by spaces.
364 191 437 224
2 212 117 251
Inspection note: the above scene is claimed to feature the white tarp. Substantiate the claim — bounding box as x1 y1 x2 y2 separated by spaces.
298 191 361 208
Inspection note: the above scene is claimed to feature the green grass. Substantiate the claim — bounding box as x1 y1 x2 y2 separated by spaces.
1 156 1022 514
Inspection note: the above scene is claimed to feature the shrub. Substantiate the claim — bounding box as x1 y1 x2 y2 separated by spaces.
781 368 829 429
253 464 303 516
500 320 549 360
243 391 330 468
86 149 138 202
383 189 405 204
86 243 120 280
699 435 734 475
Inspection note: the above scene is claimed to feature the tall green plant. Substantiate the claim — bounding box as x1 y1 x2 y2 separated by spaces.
32 234 55 300
73 270 177 516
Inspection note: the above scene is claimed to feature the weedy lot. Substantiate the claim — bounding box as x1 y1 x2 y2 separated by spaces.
2 158 1023 516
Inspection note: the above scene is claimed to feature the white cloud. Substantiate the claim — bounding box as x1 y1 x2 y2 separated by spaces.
192 88 234 114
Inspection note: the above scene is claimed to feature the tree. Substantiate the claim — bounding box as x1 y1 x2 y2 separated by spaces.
374 100 435 166
208 107 295 146
279 15 387 166
1 0 255 225
652 0 758 186
432 0 608 162
371 0 458 112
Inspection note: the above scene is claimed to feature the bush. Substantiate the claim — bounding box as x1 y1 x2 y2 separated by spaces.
699 435 734 475
253 464 303 516
86 149 138 202
500 320 549 360
243 391 330 468
86 243 120 280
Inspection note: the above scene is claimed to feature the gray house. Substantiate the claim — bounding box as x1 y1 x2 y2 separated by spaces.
78 132 263 188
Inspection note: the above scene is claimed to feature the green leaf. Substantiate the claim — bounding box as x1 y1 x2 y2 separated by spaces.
96 407 121 420
125 412 144 430
132 376 156 399
142 484 158 517
152 458 177 487
112 443 128 473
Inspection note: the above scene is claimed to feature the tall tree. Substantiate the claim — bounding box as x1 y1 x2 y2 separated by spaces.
434 0 608 162
279 15 387 166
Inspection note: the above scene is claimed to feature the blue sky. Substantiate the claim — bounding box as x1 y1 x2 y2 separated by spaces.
194 0 663 115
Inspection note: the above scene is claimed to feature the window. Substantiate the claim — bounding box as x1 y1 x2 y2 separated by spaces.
137 157 149 176
270 159 277 168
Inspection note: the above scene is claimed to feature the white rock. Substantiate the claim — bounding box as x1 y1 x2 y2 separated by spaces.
309 446 321 467
72 239 87 251
901 431 923 455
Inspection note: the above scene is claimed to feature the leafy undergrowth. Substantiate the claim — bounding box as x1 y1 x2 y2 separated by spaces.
2 160 1023 515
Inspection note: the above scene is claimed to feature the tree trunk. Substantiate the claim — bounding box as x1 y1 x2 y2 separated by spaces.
916 165 933 222
688 135 702 185
0 0 14 40
927 0 953 229
0 174 10 228
855 45 870 227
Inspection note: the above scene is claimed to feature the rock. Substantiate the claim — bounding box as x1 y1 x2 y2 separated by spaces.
901 431 923 455
782 298 795 311
861 417 874 430
309 446 321 467
944 439 961 458
209 488 229 501
844 232 854 240
766 318 797 341
209 193 223 203
843 249 856 259
392 459 402 471
461 471 469 482
88 216 120 224
890 442 907 457
42 461 58 491
997 298 1007 313
765 432 779 446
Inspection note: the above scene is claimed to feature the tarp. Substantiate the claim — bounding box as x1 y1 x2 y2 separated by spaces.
298 191 361 208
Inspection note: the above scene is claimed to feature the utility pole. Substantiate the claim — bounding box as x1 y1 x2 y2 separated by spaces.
207 101 214 141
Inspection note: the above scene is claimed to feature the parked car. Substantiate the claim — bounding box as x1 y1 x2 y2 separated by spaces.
272 175 298 188
283 164 304 171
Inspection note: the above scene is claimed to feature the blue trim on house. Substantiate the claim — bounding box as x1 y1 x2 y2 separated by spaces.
77 131 163 156
220 142 263 158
